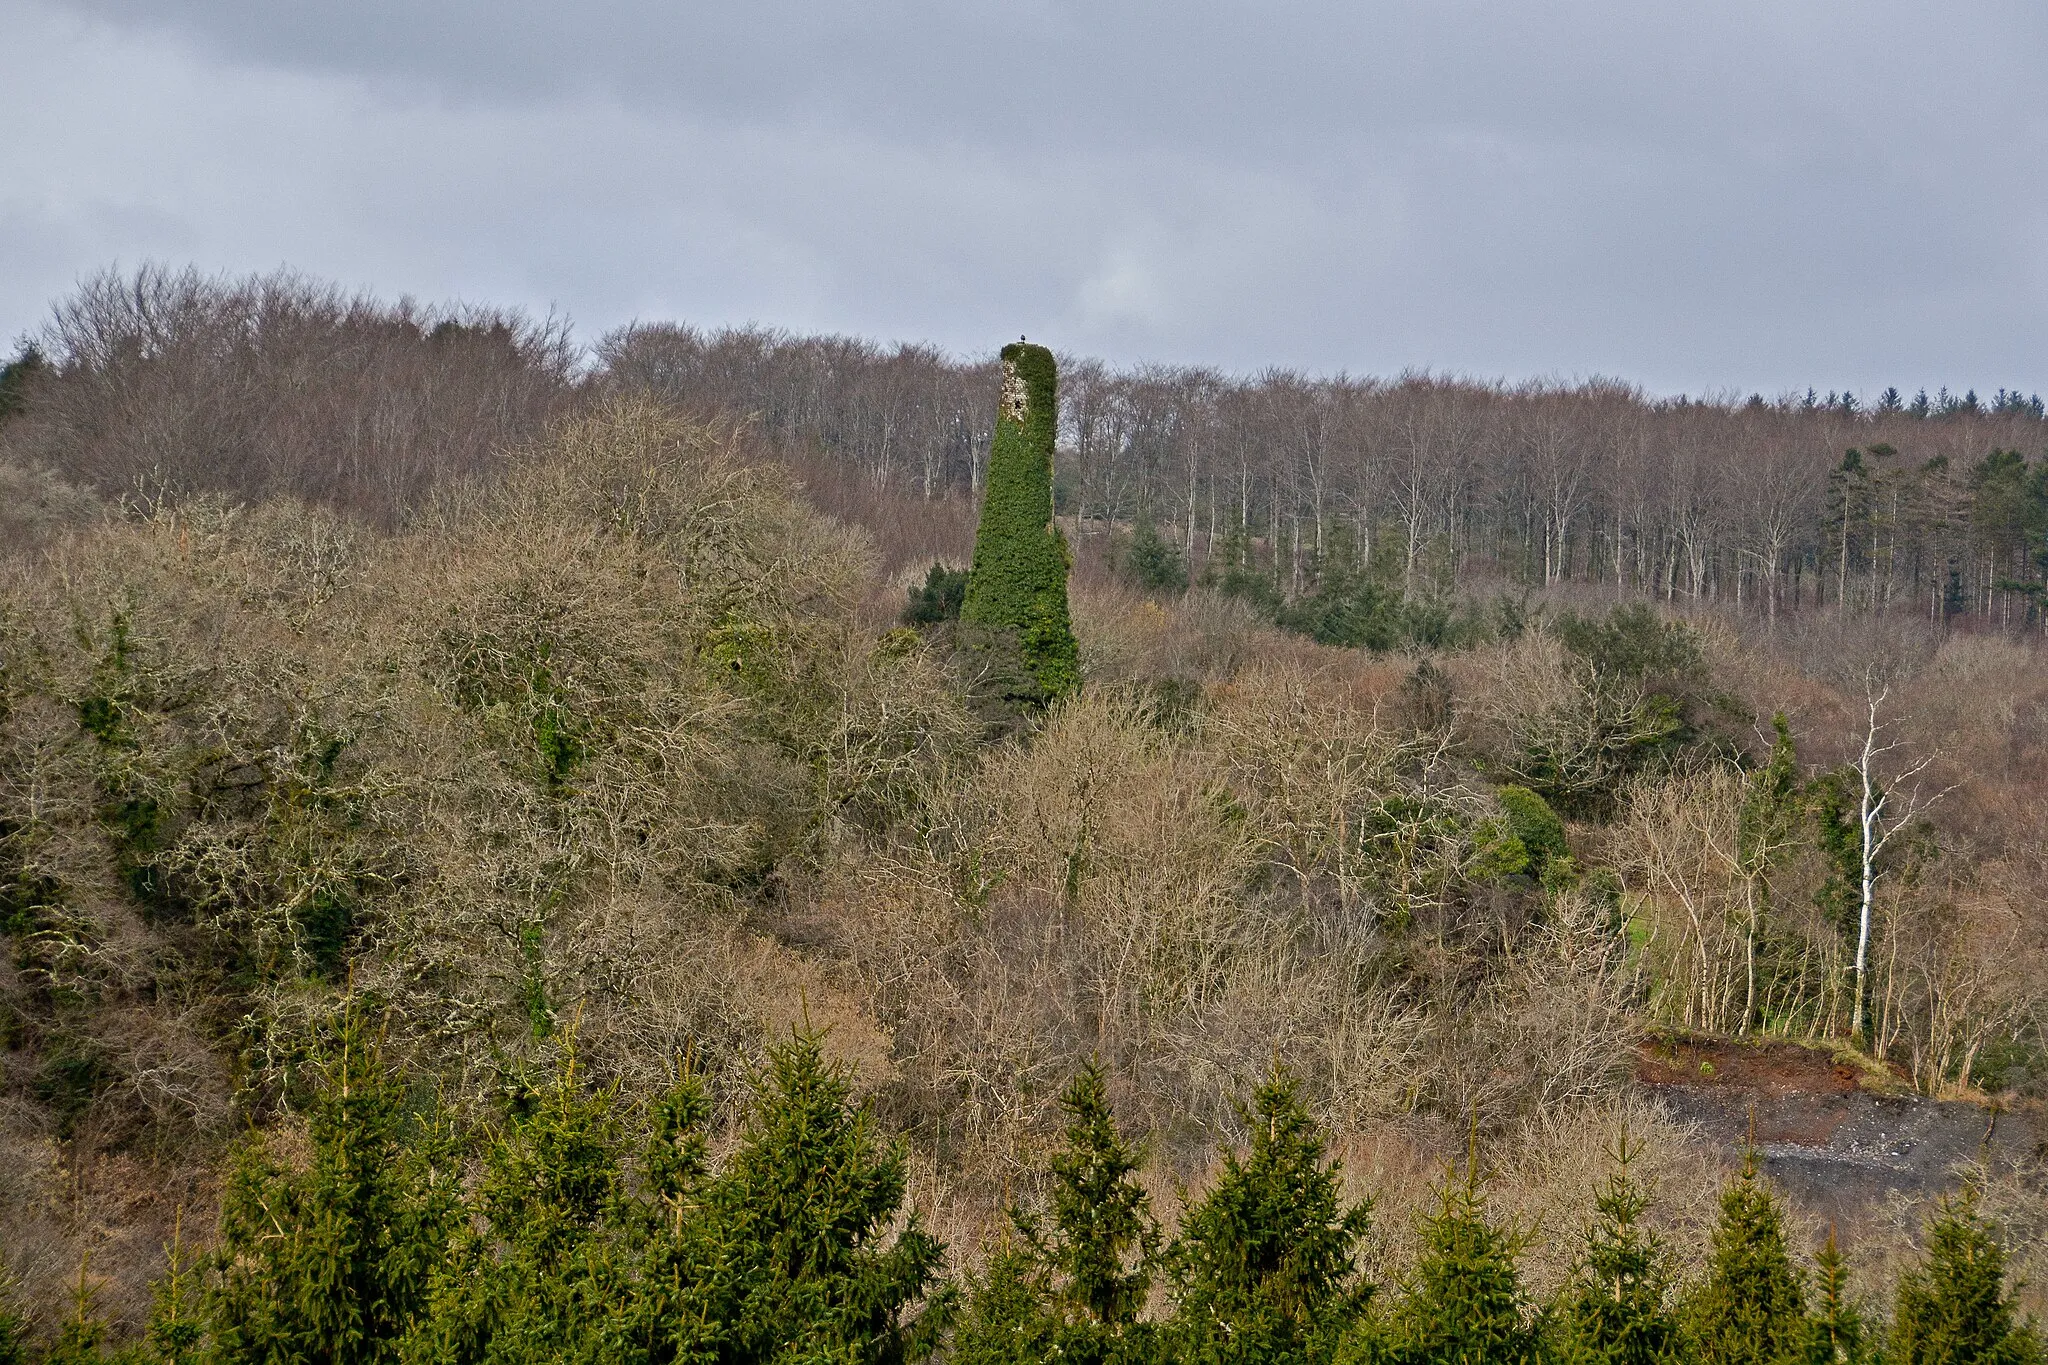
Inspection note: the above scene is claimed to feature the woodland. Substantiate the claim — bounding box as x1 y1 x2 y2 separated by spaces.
0 266 2044 1363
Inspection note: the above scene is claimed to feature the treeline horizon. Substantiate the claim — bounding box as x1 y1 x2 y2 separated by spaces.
6 265 2048 633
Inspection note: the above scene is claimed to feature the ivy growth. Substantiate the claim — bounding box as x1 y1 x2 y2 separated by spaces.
961 342 1079 702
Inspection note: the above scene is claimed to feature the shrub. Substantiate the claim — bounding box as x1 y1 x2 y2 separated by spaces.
904 563 969 625
1497 785 1570 882
1115 522 1189 597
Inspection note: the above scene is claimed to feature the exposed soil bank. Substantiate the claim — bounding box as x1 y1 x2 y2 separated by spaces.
1637 1036 2047 1231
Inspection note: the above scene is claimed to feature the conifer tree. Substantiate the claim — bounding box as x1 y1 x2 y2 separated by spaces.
952 1247 1063 1365
1040 1063 1158 1330
700 1033 946 1365
1169 1069 1373 1365
42 1259 113 1365
1550 1129 1680 1365
622 1075 721 1365
1891 1191 2043 1365
1379 1158 1534 1365
961 340 1079 701
207 998 459 1365
1807 1230 1867 1365
954 1062 1159 1365
0 342 44 422
1685 1154 1807 1365
400 1050 634 1365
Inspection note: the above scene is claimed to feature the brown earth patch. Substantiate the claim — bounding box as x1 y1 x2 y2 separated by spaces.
1635 1035 1867 1095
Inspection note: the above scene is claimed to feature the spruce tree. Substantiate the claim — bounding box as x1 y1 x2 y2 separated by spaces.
42 1259 113 1365
1168 1069 1373 1365
1807 1230 1867 1365
952 1247 1063 1365
955 1062 1159 1365
1685 1154 1807 1365
1380 1159 1534 1365
400 1051 634 1365
701 1033 946 1365
1041 1063 1158 1329
623 1075 720 1365
1550 1129 1680 1365
207 998 459 1365
1891 1191 2043 1365
961 341 1079 701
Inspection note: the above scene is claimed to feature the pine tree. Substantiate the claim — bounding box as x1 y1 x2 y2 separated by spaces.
1550 1129 1680 1365
1685 1154 1807 1365
960 341 1079 702
1891 1191 2043 1365
1807 1230 1866 1365
207 997 459 1365
701 1033 947 1365
1379 1158 1533 1365
1169 1069 1373 1365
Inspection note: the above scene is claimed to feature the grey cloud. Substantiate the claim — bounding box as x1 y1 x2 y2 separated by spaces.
7 0 2047 394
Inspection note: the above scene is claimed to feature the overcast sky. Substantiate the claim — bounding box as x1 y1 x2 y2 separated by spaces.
5 1 2045 397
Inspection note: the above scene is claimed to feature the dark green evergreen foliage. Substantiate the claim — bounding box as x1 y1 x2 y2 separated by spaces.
1891 1191 2043 1365
1739 717 1802 873
954 1064 1159 1365
1262 529 1484 654
1805 770 1865 933
1037 1063 1158 1329
701 1034 947 1365
1208 530 1282 613
902 564 970 626
1495 786 1569 883
0 1274 22 1365
617 1076 718 1361
0 342 44 421
1551 604 1702 689
400 1053 634 1365
1169 1070 1373 1365
1549 1131 1680 1365
953 1248 1064 1365
1513 604 1706 818
41 1262 114 1365
961 342 1079 701
1685 1155 1808 1365
206 999 459 1365
1807 1232 1867 1365
144 1228 207 1365
1116 522 1190 596
1272 574 1407 652
1378 1161 1533 1365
